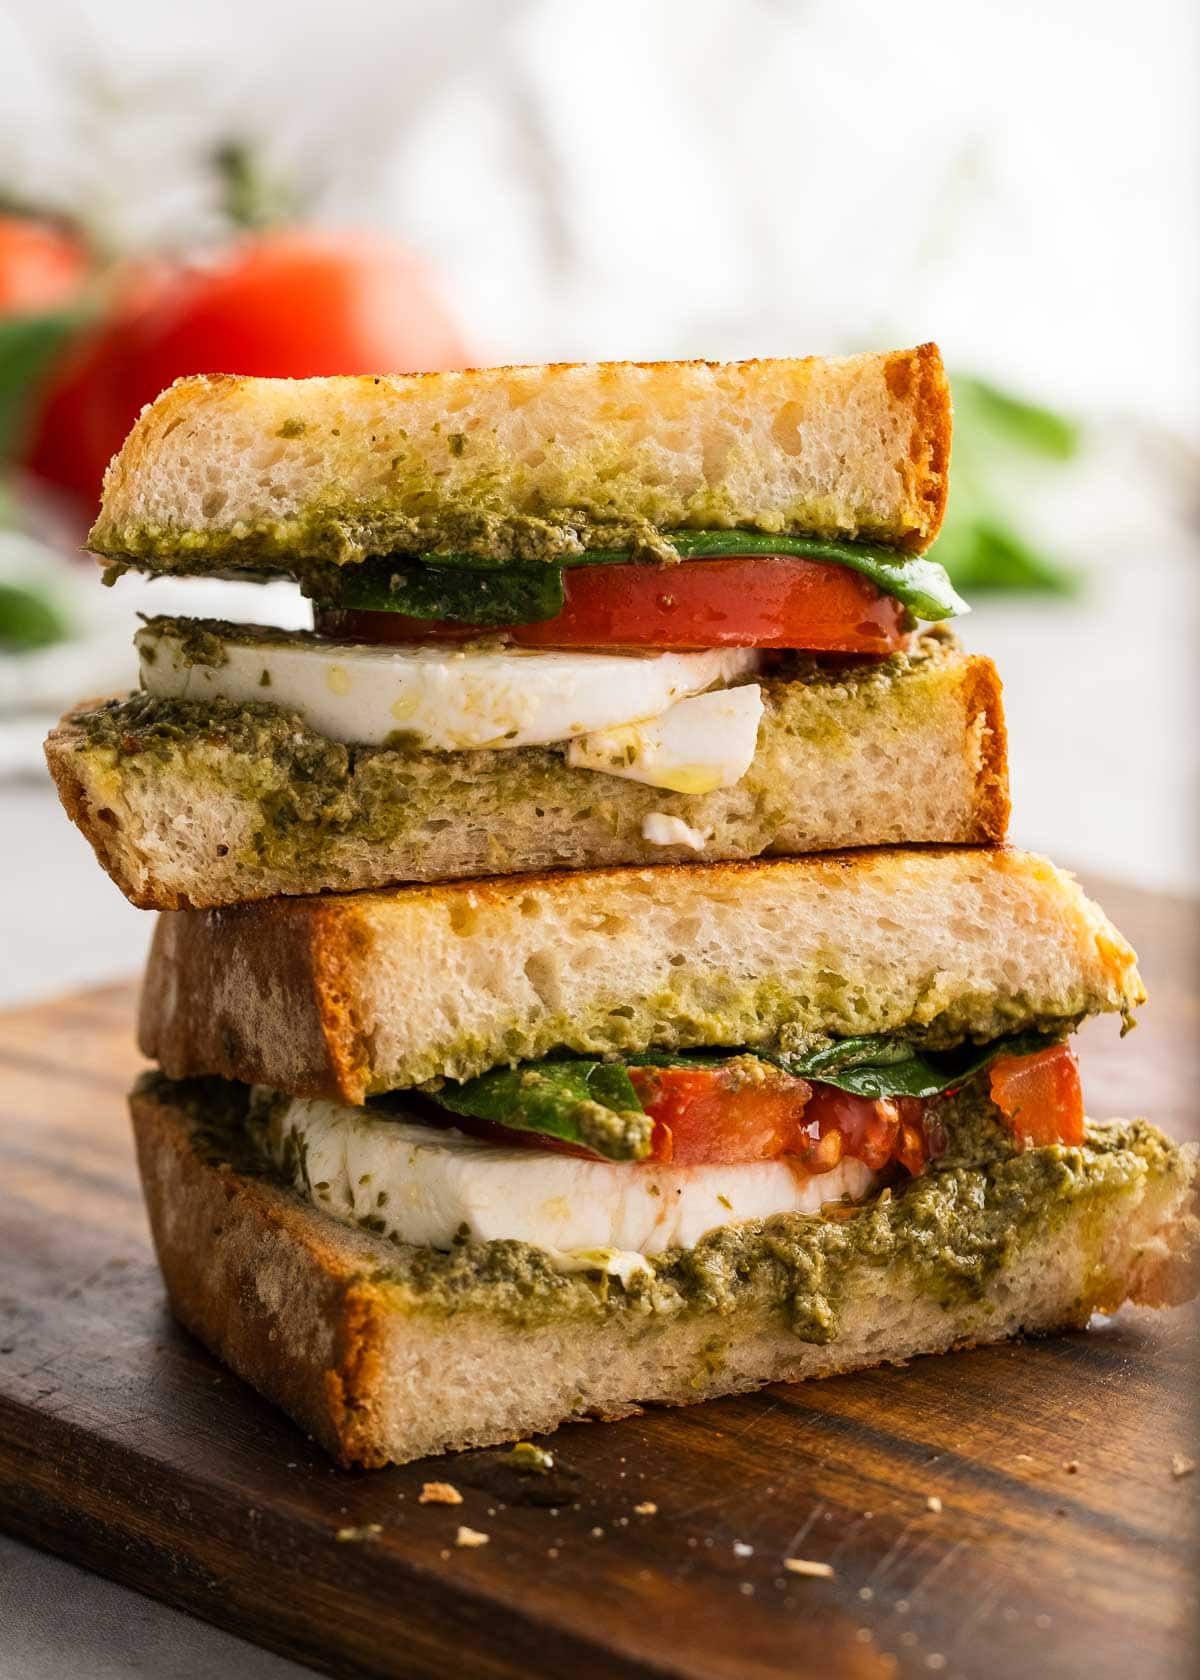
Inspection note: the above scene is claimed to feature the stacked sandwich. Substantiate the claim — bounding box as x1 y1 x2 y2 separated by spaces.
48 346 1196 1466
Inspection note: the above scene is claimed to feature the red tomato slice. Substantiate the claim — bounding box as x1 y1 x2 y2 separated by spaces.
627 1065 938 1176
628 1064 813 1166
988 1043 1084 1147
314 555 910 654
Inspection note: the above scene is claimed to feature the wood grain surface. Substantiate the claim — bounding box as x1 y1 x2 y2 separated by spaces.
0 878 1196 1680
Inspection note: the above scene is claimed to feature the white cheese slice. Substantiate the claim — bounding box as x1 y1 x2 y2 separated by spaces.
136 622 760 753
566 683 763 794
266 1095 877 1263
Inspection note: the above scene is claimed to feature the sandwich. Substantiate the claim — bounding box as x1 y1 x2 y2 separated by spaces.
47 346 1008 908
130 848 1197 1467
43 341 1196 1472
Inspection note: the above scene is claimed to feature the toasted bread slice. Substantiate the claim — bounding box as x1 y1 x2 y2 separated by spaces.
45 635 1007 911
137 848 1143 1103
131 1074 1198 1467
89 345 951 572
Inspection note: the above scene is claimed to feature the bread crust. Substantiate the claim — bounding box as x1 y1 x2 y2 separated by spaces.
43 645 1008 911
90 345 952 566
131 1081 1198 1468
136 847 1145 1104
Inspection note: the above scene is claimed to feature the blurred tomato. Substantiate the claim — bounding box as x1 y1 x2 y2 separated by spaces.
0 215 88 315
20 230 471 514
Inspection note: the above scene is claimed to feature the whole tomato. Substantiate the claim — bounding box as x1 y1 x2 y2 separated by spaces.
0 214 88 316
21 229 471 515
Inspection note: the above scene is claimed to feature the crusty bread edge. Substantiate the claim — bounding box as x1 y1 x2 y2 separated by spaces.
137 900 377 1102
963 654 1011 842
131 1082 1199 1469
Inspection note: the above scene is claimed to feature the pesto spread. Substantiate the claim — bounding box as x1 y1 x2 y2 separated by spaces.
148 1071 1190 1343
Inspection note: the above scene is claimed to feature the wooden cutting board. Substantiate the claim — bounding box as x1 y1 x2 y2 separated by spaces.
0 878 1196 1680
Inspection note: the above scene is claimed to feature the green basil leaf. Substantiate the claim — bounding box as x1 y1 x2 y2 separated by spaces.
435 1061 653 1161
315 558 566 625
766 1030 1063 1098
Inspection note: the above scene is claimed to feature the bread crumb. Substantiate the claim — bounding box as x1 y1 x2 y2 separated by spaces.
1064 1460 1080 1474
1171 1454 1196 1478
419 1481 463 1506
926 1495 943 1513
784 1558 834 1579
634 1501 657 1515
590 1526 605 1539
733 1541 754 1558
455 1525 489 1548
335 1523 382 1543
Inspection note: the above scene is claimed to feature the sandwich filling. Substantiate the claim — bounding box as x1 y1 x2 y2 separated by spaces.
257 1036 1086 1271
125 527 968 801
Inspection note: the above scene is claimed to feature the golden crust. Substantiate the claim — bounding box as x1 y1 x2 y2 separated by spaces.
137 898 376 1098
961 655 1011 846
131 1080 392 1466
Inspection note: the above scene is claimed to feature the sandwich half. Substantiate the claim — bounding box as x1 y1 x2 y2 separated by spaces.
48 347 1010 908
130 849 1198 1466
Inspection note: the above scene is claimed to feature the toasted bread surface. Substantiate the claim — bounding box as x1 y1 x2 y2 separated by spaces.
90 346 951 570
137 848 1143 1102
131 1078 1198 1467
45 637 1007 910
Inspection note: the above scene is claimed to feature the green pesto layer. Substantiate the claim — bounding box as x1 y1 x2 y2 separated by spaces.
161 1070 1190 1341
92 469 919 573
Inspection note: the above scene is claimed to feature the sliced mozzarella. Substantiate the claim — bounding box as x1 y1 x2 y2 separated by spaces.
567 682 763 794
266 1095 877 1264
136 621 760 752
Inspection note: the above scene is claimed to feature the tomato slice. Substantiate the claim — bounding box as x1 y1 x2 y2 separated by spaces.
988 1043 1084 1147
314 555 910 653
626 1065 939 1177
628 1064 813 1166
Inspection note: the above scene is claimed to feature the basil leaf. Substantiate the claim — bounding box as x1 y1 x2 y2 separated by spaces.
315 558 566 625
435 1061 653 1162
629 1031 1063 1100
766 1030 1062 1098
321 524 974 624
